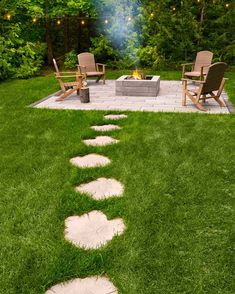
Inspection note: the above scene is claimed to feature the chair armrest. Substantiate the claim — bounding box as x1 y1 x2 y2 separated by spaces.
182 63 195 78
58 71 80 74
181 63 194 66
182 78 205 84
55 74 83 78
96 63 106 72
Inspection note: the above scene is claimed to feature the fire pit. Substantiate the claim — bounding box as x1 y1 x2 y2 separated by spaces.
116 70 160 97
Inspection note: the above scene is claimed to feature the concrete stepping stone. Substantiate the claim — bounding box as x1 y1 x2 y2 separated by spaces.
83 136 119 146
91 124 121 132
65 210 125 249
75 178 124 200
45 276 118 294
70 154 111 168
104 114 127 120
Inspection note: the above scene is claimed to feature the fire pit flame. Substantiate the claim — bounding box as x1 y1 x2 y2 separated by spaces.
132 69 142 80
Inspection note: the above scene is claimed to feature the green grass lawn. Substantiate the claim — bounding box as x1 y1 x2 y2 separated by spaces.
0 74 234 294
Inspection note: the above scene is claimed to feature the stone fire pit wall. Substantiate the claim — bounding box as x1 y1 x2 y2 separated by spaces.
116 75 160 97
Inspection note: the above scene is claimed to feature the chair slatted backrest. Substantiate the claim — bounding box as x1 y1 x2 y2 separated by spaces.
202 62 227 94
194 51 213 73
53 58 60 74
78 53 96 72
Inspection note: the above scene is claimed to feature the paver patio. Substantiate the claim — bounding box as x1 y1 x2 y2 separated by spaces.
33 80 230 114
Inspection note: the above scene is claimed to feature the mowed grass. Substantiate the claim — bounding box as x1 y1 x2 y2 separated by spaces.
0 75 234 294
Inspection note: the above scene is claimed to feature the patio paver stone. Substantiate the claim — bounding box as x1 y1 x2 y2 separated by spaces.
104 114 128 120
70 154 111 168
45 276 118 294
91 124 121 132
34 81 230 114
75 177 124 200
83 136 119 146
64 210 125 249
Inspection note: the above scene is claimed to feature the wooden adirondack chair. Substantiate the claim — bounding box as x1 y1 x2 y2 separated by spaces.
53 58 84 101
182 62 227 111
182 51 213 80
77 53 106 84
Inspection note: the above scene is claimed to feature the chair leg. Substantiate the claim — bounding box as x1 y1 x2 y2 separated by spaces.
96 76 102 83
210 91 226 107
56 87 78 101
182 80 187 106
202 95 207 104
195 103 207 112
194 84 207 111
214 97 226 107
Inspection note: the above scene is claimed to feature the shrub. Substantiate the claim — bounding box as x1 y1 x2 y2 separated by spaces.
0 24 45 81
90 34 118 63
138 46 166 70
64 50 77 69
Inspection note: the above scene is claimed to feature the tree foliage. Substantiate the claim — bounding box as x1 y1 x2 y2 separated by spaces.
0 0 234 80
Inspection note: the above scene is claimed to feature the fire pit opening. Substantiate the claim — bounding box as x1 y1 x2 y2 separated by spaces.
125 69 153 81
125 75 153 81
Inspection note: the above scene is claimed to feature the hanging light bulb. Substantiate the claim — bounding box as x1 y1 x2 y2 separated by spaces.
172 7 176 11
225 3 230 8
57 19 61 25
150 13 154 17
32 18 37 23
128 16 132 22
104 19 108 24
6 13 11 20
81 20 85 25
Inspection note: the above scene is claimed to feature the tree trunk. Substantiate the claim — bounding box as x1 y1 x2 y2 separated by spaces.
184 48 188 60
63 16 70 53
77 15 81 53
45 0 53 65
197 5 205 47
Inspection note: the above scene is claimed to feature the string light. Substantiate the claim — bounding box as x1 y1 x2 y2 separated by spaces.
2 4 230 26
6 13 11 20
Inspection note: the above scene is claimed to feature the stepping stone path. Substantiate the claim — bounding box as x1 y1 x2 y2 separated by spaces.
47 114 128 293
45 276 118 294
83 136 119 147
70 154 111 168
64 210 125 249
104 114 128 120
75 177 124 200
91 124 121 132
